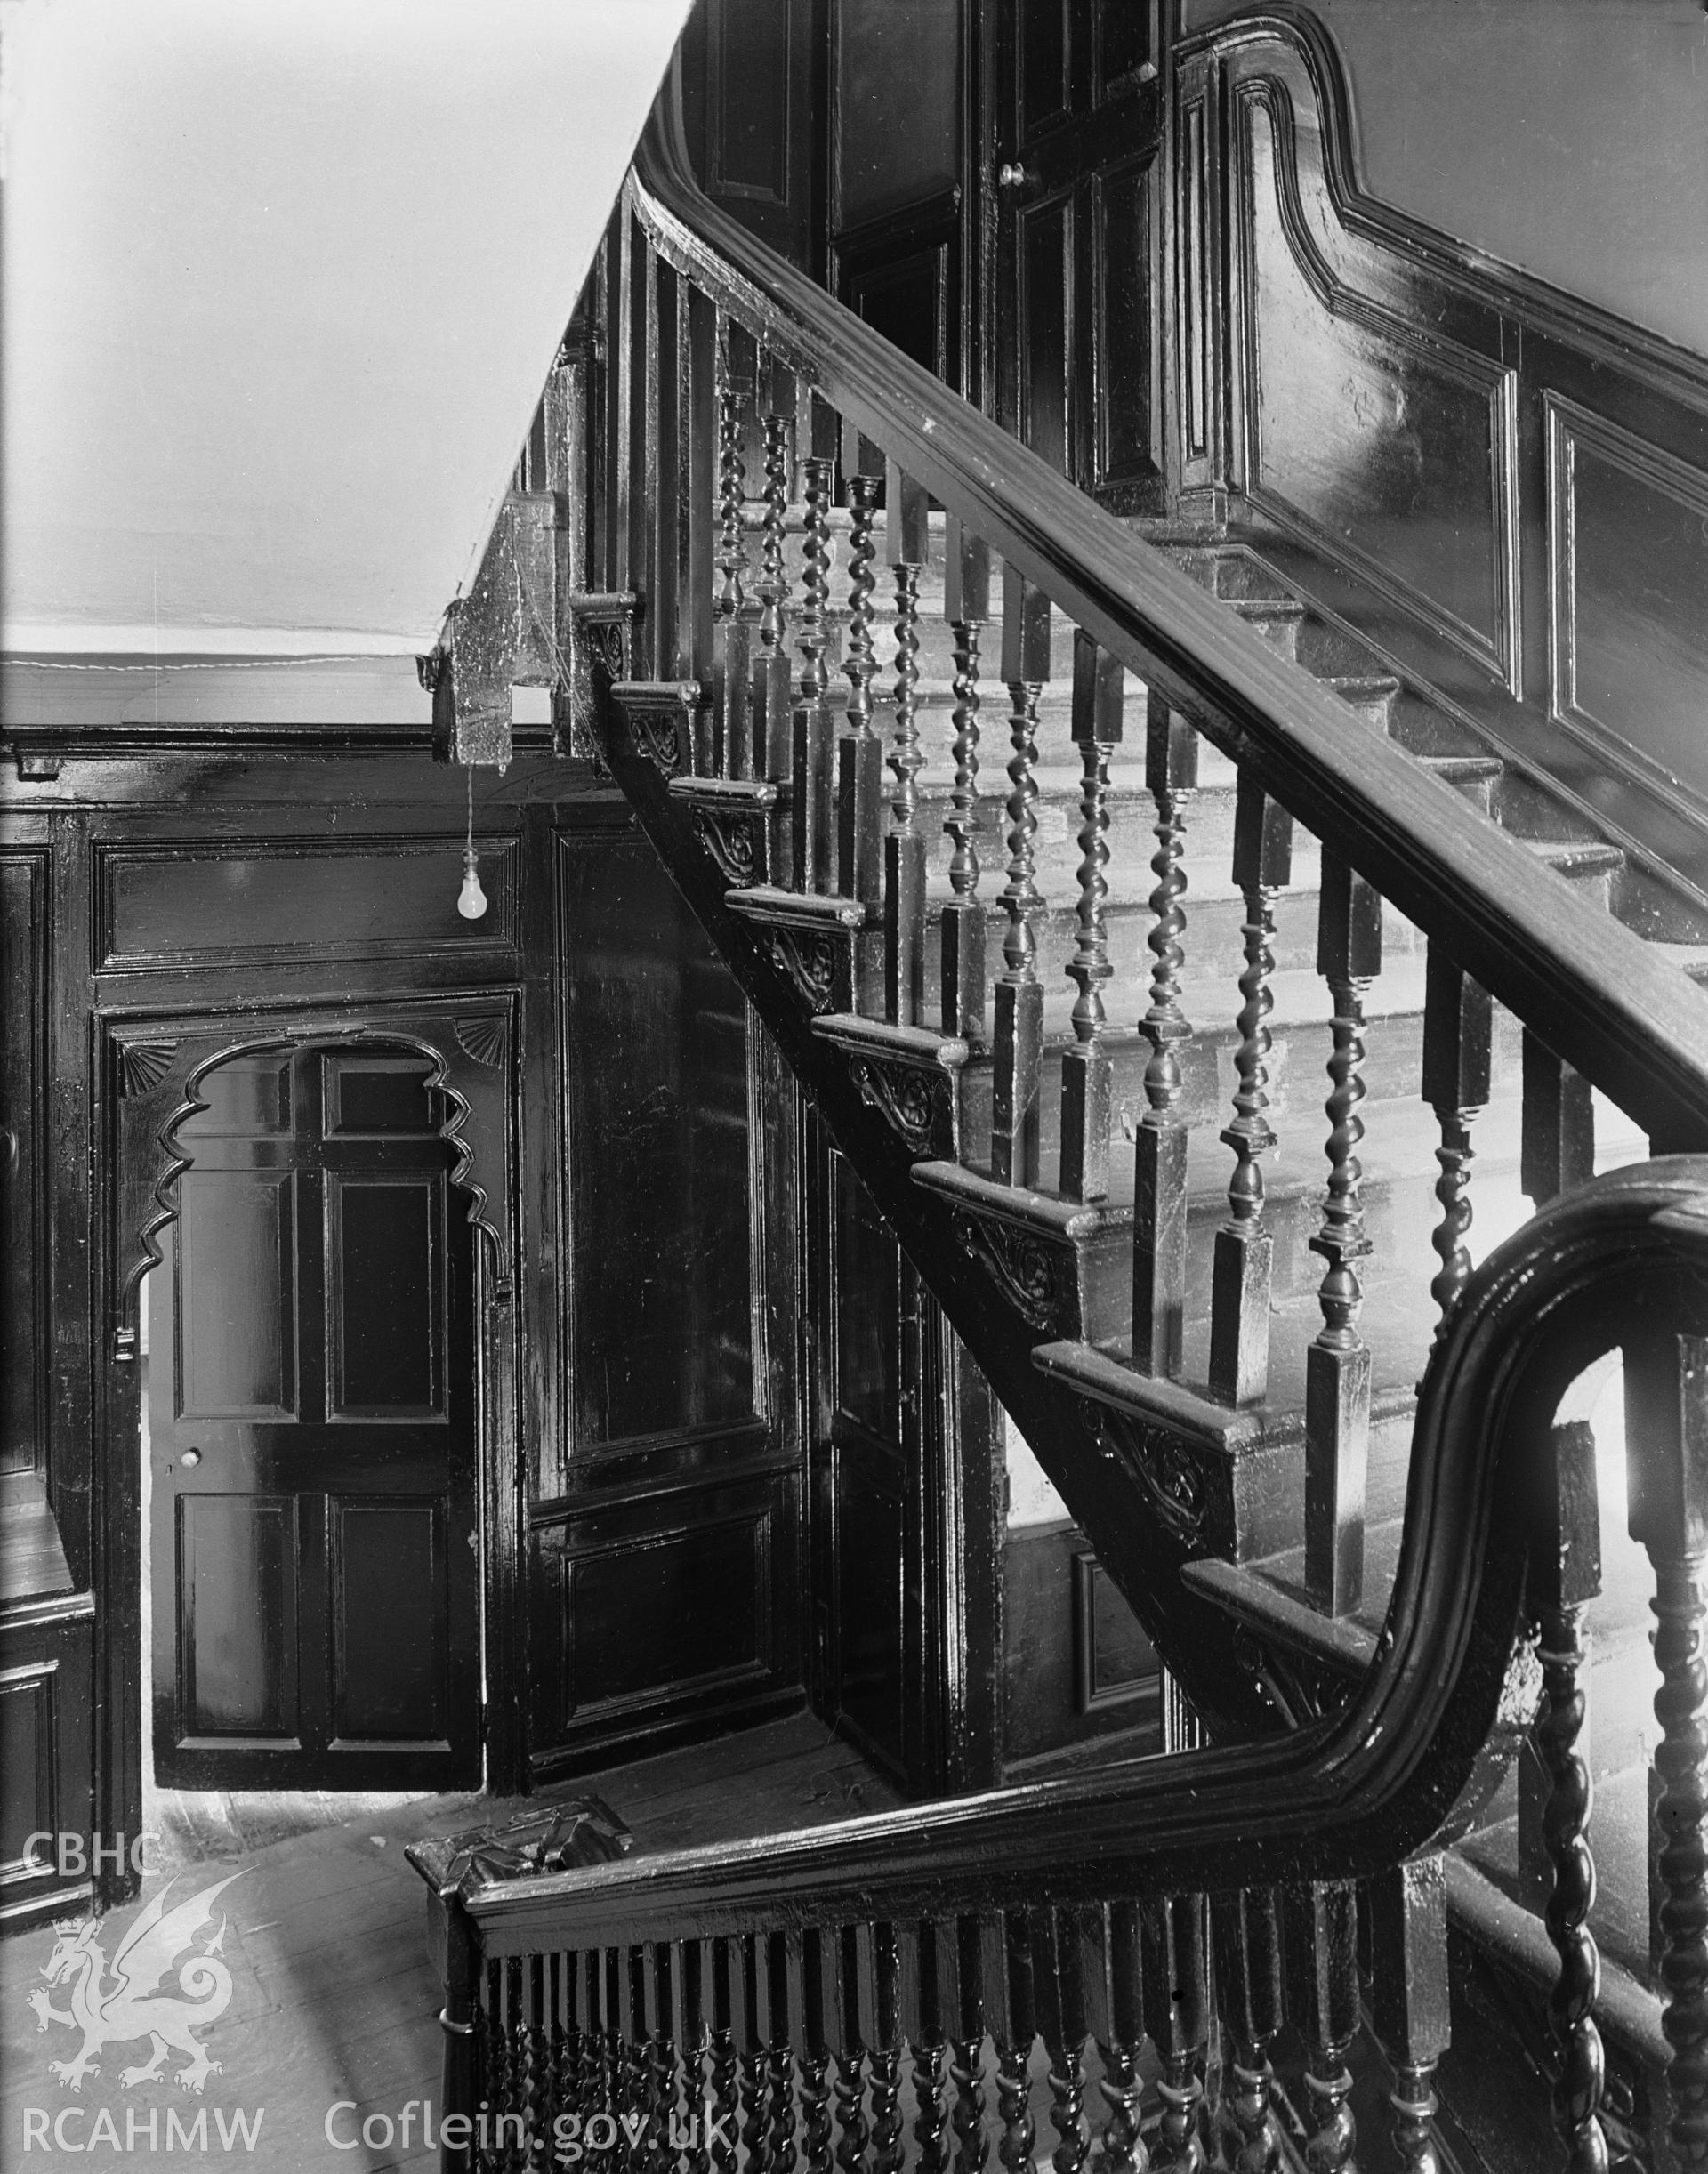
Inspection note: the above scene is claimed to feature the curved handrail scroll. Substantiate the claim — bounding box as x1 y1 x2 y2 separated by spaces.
456 1158 1708 1953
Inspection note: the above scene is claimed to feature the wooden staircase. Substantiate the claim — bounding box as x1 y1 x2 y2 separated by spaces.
411 92 1708 2174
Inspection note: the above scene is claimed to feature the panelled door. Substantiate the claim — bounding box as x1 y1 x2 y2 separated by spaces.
149 1044 480 1790
998 0 1167 510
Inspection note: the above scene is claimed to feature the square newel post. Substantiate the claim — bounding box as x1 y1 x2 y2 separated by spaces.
1304 852 1382 1617
990 564 1053 1185
1059 631 1124 1203
941 518 991 1042
884 459 931 1027
1132 691 1197 1376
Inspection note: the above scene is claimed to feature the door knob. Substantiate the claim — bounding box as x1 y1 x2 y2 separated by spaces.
180 1446 203 1469
997 162 1034 192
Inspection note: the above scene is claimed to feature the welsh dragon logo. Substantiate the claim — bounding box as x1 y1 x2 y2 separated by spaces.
27 1874 240 2094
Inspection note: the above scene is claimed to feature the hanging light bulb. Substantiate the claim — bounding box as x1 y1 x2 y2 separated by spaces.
457 845 488 920
456 763 489 919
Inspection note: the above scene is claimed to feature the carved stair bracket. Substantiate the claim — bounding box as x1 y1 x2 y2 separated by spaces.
953 1209 1059 1332
764 929 841 1016
117 1040 179 1097
851 1056 949 1160
614 682 700 781
1078 1397 1208 1546
454 1013 510 1068
695 809 760 887
1231 1626 1357 1732
564 591 640 767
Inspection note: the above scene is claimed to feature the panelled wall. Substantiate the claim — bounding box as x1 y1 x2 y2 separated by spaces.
0 746 803 1926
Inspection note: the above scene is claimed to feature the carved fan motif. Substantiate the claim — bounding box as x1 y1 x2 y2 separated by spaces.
455 1013 510 1068
954 1210 1057 1330
117 1041 178 1097
852 1059 942 1157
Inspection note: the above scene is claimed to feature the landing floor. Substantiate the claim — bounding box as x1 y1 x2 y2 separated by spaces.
0 1711 894 2174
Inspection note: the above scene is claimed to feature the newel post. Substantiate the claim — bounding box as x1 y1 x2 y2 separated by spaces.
430 1886 479 2174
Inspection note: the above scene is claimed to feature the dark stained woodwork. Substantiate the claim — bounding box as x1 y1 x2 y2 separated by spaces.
996 0 1164 510
150 1043 480 1789
0 1612 94 1930
1189 8 1708 914
0 851 47 1479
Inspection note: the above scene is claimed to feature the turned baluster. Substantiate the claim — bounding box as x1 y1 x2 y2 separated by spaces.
1627 1332 1708 2171
1522 1030 1597 1209
680 1943 711 2174
1422 946 1493 1339
708 1940 740 2174
735 1934 769 2174
943 519 992 1042
1133 696 1198 1377
996 1911 1038 2174
802 1928 837 2174
953 1914 1001 2174
1060 632 1124 1204
1523 1420 1610 2172
992 568 1052 1186
1209 779 1293 1404
755 360 796 787
759 1930 798 2174
907 1920 954 2174
836 1925 878 2174
794 394 840 894
1285 1881 1359 2174
1211 1887 1284 2173
1035 1904 1097 2174
884 462 931 1027
713 320 754 779
1096 1901 1149 2174
1142 1894 1209 2174
866 1921 906 2174
838 429 886 957
1368 1856 1451 2174
1304 854 1382 1616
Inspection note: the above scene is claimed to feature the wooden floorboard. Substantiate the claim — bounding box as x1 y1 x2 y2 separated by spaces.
2 1712 897 2173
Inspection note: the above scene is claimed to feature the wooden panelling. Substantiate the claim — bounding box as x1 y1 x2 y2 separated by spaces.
1003 1520 1160 1769
559 833 759 1459
175 1171 297 1421
1550 395 1708 816
97 835 520 969
833 0 959 231
0 852 47 1477
1094 152 1157 492
326 1174 447 1420
845 240 955 384
0 1616 93 1928
1233 83 1519 689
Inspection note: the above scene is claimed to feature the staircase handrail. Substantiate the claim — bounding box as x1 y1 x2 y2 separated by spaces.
626 103 1708 1157
441 1157 1708 1953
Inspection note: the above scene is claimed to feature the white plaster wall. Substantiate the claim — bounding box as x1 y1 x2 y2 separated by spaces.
1 0 691 656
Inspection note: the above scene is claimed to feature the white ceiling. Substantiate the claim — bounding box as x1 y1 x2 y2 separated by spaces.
1 0 691 660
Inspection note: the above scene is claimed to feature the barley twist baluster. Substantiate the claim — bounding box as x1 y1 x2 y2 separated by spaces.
1060 632 1124 1203
1209 780 1293 1404
1369 1857 1450 2174
951 2038 988 2174
942 519 991 1041
755 377 794 784
834 2044 870 2174
869 2046 904 2174
1097 1900 1148 2174
995 2042 1035 2174
1422 946 1493 1339
884 462 930 1027
713 330 753 778
1285 1882 1358 2174
838 434 886 957
992 567 1051 1186
1048 2040 1089 2174
914 2034 950 2174
1212 1888 1283 2173
790 396 839 894
1305 855 1382 1616
1133 696 1197 1377
1143 1895 1207 2174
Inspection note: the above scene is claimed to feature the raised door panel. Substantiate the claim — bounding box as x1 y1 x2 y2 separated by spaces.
330 1500 447 1744
177 1494 299 1743
175 1172 296 1421
326 1175 447 1422
0 1620 94 1928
